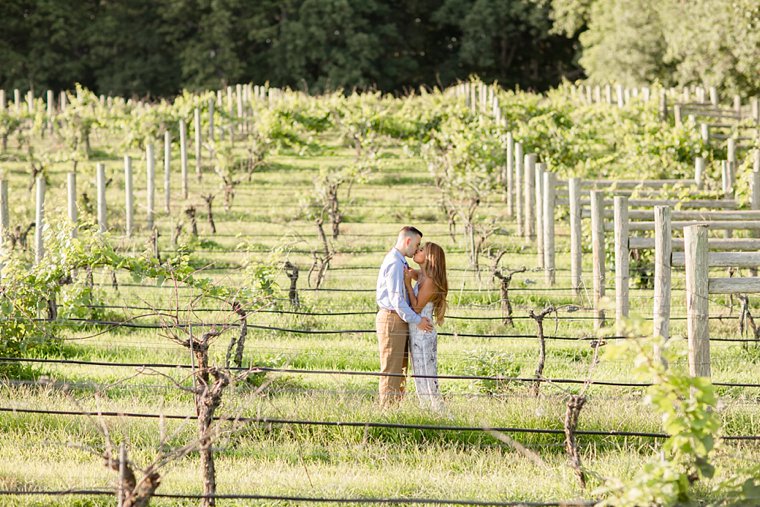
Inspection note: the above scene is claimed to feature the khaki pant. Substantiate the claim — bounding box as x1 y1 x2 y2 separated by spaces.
376 310 409 406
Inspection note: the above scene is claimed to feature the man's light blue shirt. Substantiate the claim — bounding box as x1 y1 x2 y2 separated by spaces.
376 248 422 324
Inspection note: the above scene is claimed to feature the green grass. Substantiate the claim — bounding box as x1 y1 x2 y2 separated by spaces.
0 116 759 506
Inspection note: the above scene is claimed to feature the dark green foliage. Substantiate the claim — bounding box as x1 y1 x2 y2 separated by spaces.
0 0 581 95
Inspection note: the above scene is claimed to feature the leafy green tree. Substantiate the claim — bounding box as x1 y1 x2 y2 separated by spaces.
86 0 180 97
433 0 580 89
578 0 671 86
0 0 96 91
660 0 760 97
160 0 249 91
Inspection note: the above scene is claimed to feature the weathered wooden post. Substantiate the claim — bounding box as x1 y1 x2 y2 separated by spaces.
0 179 7 243
614 196 629 334
590 191 606 329
694 157 705 189
236 84 244 133
700 123 710 143
146 143 155 230
180 118 188 199
524 153 536 240
659 89 668 120
535 162 545 266
733 95 741 118
0 90 5 112
721 160 734 198
96 163 107 233
709 87 718 106
194 108 202 182
605 84 612 104
543 172 556 285
208 98 215 141
751 97 759 123
164 131 171 214
569 178 582 297
0 179 5 276
674 104 682 127
727 138 736 168
46 90 54 132
124 155 133 238
515 142 524 236
616 84 624 108
506 132 514 217
684 224 710 377
653 206 672 352
34 177 45 265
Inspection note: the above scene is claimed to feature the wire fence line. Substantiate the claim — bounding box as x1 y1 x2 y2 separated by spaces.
0 488 594 506
20 316 760 343
3 357 760 389
81 303 760 323
2 406 759 441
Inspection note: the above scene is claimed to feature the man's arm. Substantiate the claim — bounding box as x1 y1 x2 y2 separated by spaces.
385 263 421 324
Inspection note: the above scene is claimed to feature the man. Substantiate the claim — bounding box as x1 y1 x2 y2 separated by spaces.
376 226 433 406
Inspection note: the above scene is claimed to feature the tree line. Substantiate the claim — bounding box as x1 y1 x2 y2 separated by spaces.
0 0 757 98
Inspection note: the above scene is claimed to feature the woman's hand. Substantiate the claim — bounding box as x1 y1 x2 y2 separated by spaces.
404 267 414 285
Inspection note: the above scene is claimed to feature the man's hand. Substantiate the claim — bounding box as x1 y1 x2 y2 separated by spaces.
418 317 433 332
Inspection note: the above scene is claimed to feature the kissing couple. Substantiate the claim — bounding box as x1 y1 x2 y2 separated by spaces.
375 226 448 411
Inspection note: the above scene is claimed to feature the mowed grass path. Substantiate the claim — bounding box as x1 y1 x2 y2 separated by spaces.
0 129 759 505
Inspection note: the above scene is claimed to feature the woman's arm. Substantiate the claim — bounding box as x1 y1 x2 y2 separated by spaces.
410 278 434 314
404 268 418 308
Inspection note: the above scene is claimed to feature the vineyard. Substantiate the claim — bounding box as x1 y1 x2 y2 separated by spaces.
0 81 759 506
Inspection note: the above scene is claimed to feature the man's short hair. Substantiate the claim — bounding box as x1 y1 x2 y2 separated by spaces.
399 226 423 239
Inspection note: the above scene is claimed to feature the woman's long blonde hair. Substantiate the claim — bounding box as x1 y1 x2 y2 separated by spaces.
423 242 448 325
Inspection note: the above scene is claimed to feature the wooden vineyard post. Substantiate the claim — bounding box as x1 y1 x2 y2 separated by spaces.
208 98 215 141
614 196 629 334
180 118 188 199
146 143 155 230
236 83 244 133
590 191 605 330
524 153 536 240
96 163 107 233
0 179 7 275
125 156 133 238
535 162 544 266
674 104 682 126
653 206 672 361
721 161 730 198
34 176 45 265
164 131 171 214
543 171 556 285
46 89 54 133
684 224 710 378
506 132 514 217
569 178 582 297
194 108 202 182
694 157 705 189
701 123 710 143
727 138 736 168
515 142 524 236
751 157 760 275
709 87 718 106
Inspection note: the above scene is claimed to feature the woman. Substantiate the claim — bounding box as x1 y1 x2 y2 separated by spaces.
404 242 448 410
